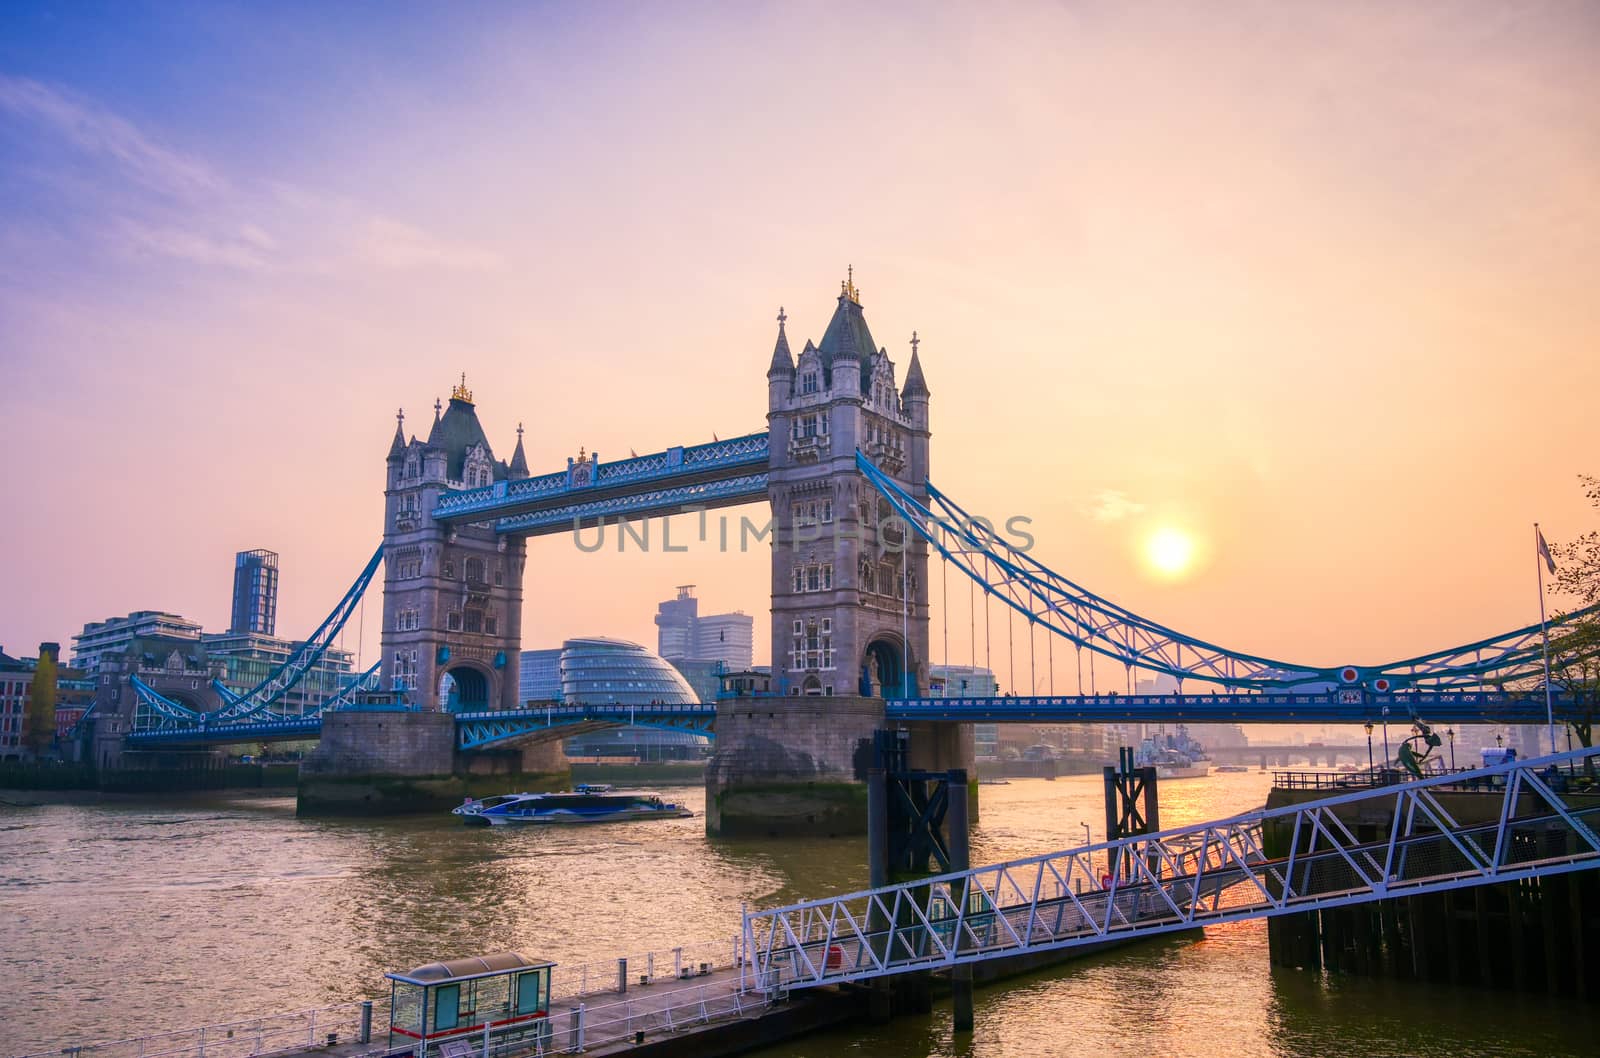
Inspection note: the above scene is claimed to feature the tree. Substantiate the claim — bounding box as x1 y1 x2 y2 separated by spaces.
25 649 58 758
1546 475 1600 749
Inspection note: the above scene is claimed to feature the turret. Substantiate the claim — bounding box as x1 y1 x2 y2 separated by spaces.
387 408 408 463
509 423 530 480
902 331 931 489
767 306 794 411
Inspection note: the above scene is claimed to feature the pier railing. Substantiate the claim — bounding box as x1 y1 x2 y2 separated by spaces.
10 1000 387 1058
547 935 741 1002
745 746 1600 992
12 934 753 1058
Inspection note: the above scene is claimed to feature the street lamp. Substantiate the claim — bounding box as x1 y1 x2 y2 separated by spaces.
1364 721 1374 776
1496 733 1504 749
1381 706 1391 777
1079 821 1091 848
1446 727 1455 770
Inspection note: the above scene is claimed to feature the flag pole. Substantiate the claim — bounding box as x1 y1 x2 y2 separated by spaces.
1536 522 1556 756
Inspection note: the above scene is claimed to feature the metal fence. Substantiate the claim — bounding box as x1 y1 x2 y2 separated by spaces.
547 935 741 1002
13 1001 387 1058
12 933 748 1058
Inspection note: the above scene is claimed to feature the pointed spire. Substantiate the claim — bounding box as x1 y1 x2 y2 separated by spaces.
387 408 408 461
509 422 529 476
767 305 794 376
902 330 929 399
427 397 444 444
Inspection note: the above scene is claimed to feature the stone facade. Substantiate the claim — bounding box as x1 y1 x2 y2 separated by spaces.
705 696 886 836
298 710 566 815
382 379 529 712
764 280 932 700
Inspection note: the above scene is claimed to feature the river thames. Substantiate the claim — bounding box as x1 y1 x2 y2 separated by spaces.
3 773 1596 1057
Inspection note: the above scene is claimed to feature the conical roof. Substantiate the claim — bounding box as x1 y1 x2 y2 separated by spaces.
767 308 794 376
509 425 529 477
902 343 929 399
387 411 408 461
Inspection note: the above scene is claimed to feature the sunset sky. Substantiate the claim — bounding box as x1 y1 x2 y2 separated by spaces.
2 1 1596 687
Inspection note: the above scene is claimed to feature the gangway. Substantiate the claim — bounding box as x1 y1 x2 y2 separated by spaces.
744 745 1600 992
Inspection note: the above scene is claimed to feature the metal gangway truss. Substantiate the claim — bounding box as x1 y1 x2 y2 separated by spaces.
743 746 1600 992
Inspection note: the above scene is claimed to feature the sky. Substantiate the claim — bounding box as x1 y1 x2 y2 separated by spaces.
1 1 1597 689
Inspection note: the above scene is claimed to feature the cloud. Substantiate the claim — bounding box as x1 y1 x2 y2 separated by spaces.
1085 489 1146 523
362 217 506 272
0 75 220 197
115 221 274 271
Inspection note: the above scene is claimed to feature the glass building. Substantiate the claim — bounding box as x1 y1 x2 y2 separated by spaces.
519 648 563 702
230 549 279 636
520 637 711 761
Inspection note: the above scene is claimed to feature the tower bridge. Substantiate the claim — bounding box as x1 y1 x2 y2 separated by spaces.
101 273 1600 822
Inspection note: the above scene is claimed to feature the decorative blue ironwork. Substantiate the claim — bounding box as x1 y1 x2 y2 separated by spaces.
432 432 769 527
856 451 1600 692
131 662 383 744
493 473 768 536
888 690 1587 726
207 546 385 723
454 702 717 750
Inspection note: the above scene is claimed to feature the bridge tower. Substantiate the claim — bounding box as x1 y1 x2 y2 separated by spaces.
765 273 932 699
381 376 529 712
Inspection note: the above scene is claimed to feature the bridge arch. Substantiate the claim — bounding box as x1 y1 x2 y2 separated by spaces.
862 635 909 698
439 663 492 712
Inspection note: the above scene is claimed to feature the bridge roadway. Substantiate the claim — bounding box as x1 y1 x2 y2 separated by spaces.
124 690 1587 749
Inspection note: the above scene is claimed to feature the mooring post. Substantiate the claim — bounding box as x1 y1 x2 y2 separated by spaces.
947 768 974 1033
617 957 627 994
359 1000 373 1044
867 765 892 1023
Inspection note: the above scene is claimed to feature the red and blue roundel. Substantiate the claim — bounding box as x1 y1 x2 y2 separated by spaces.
1373 678 1392 692
1339 667 1360 684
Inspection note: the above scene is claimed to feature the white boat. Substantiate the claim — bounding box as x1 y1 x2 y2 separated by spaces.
1136 731 1212 780
453 789 693 826
1155 761 1212 780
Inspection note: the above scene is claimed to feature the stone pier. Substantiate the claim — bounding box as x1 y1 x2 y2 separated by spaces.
297 710 567 816
704 696 975 838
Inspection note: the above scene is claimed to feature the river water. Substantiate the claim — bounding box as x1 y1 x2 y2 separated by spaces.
2 773 1596 1057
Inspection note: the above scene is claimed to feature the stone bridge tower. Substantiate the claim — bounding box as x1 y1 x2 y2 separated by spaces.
764 272 932 700
380 376 529 712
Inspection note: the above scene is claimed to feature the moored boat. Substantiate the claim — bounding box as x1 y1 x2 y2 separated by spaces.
453 789 693 826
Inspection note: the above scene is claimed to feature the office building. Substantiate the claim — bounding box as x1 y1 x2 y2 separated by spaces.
230 549 279 636
653 586 753 670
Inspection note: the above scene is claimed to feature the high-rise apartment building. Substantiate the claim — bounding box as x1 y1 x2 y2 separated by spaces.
230 549 279 636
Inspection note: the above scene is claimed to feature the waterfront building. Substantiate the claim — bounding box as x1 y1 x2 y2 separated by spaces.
229 549 280 636
0 642 95 758
70 611 203 676
668 657 726 705
200 631 354 715
930 664 999 757
518 637 712 760
518 648 563 702
653 585 754 669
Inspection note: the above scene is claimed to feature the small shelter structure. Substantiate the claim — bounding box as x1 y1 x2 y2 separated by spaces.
386 951 554 1057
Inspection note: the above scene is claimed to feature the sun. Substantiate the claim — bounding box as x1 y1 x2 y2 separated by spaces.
1144 526 1197 579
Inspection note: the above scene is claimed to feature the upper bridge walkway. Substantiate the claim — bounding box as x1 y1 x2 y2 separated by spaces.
430 432 770 536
